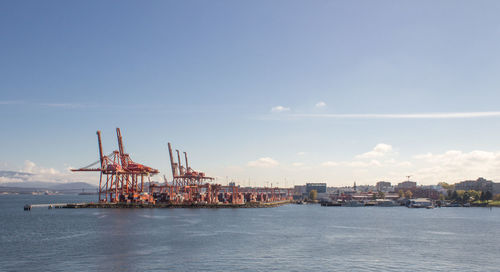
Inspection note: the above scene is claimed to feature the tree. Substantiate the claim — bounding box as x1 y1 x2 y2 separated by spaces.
461 191 470 203
439 194 445 201
378 191 385 199
405 190 413 199
480 191 486 201
446 189 453 200
309 190 317 201
493 194 500 201
451 190 458 201
398 189 404 198
485 191 493 201
468 190 480 202
438 182 454 190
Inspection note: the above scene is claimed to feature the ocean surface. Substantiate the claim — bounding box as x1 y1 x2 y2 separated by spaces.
1 195 499 272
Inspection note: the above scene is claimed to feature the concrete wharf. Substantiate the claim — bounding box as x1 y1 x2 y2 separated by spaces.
24 200 292 210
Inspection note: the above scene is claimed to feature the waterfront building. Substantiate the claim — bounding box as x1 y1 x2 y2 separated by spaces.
396 181 417 190
454 177 500 194
294 185 306 195
306 183 327 193
411 186 440 200
376 181 391 192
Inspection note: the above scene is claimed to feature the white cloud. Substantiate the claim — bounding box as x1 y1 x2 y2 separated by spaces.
290 112 500 119
271 106 290 113
356 143 394 159
346 160 382 167
322 161 339 167
23 160 60 174
0 160 96 185
0 176 24 183
292 162 304 167
247 157 279 168
412 150 500 182
297 152 306 156
315 101 326 108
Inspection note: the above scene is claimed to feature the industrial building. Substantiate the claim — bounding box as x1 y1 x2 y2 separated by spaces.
306 183 327 193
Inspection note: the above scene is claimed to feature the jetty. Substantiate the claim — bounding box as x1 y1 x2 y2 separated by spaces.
24 200 292 210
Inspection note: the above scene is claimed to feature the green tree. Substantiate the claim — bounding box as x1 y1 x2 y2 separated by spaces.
461 191 470 203
485 191 493 201
377 191 385 199
493 193 500 201
451 190 458 201
446 189 453 200
480 191 486 201
439 194 445 201
309 190 317 201
398 189 404 198
405 190 413 199
468 190 480 202
456 190 465 202
438 182 454 190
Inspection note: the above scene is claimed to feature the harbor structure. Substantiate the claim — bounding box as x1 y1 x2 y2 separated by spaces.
71 128 293 206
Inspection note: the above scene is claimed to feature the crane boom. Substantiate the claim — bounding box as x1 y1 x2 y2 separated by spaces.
97 131 104 169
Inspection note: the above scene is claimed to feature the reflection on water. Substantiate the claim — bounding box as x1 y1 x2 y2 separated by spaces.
1 195 500 271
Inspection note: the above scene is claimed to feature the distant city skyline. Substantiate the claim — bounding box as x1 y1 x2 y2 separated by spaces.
2 1 500 186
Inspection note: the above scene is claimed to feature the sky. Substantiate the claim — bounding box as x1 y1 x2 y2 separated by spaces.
2 0 500 187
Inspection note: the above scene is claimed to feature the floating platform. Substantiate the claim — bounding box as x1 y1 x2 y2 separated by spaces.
24 200 292 210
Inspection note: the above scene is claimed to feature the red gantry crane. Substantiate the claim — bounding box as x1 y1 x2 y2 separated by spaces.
71 128 159 203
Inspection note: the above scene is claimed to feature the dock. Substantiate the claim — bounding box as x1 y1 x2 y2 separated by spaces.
24 200 292 210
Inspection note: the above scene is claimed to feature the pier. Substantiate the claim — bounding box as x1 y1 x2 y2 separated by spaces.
24 200 292 210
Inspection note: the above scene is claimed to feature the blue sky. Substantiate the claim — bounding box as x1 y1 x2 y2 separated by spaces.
2 1 500 186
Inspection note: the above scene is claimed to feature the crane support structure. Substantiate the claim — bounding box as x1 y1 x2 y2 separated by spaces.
72 129 293 205
72 128 158 203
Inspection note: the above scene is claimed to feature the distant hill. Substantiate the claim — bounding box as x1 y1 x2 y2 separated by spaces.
0 181 97 190
0 170 33 178
0 170 98 193
49 182 97 190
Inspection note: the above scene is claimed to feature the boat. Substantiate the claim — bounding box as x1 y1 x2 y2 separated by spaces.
407 198 433 208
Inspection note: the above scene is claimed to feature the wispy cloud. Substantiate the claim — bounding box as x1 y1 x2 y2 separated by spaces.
322 161 338 167
289 112 500 119
271 105 290 113
247 157 279 168
315 101 326 108
0 101 95 109
0 100 24 105
39 103 93 109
